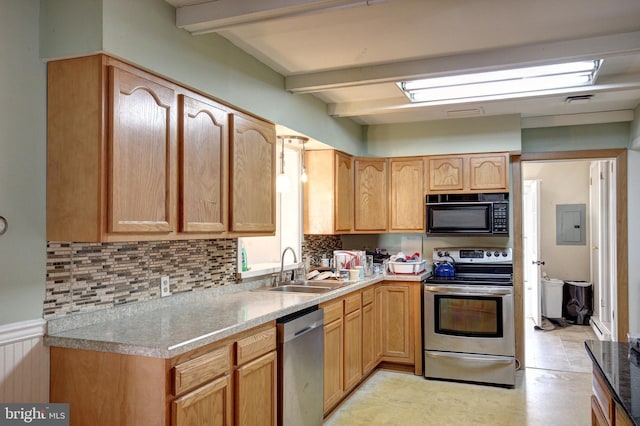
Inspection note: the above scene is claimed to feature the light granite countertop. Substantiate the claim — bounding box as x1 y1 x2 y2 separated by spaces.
44 274 430 359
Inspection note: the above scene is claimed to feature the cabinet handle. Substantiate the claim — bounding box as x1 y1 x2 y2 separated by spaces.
200 200 218 205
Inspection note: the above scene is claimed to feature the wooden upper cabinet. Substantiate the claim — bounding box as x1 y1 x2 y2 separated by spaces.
468 153 509 191
179 93 228 233
427 156 464 192
426 152 509 194
108 66 176 234
48 54 278 241
389 158 425 232
354 158 388 232
304 150 353 234
335 152 354 232
48 55 182 242
229 112 276 234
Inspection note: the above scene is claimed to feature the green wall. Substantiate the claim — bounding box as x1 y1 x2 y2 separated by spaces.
0 0 47 324
365 114 522 157
522 122 630 152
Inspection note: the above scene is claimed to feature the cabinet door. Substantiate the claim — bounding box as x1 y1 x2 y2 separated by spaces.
389 158 425 231
427 156 464 192
380 285 413 362
591 395 608 426
335 152 354 232
108 66 175 233
343 308 363 390
229 113 276 233
323 318 344 413
362 301 376 374
615 402 634 426
179 94 228 233
468 153 509 191
374 287 383 361
172 375 232 426
235 351 277 426
354 158 388 231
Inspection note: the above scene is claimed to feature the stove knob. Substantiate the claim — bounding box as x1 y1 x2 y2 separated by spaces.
486 251 492 257
502 251 508 257
437 251 443 257
494 251 500 257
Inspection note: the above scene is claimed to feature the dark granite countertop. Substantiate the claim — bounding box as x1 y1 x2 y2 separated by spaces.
585 340 640 425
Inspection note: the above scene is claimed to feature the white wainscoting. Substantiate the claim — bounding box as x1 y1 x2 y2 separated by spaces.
0 319 49 402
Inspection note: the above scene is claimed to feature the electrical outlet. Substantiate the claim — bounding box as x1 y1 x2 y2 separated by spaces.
160 276 171 297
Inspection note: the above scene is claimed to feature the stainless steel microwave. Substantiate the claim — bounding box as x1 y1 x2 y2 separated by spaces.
425 193 509 236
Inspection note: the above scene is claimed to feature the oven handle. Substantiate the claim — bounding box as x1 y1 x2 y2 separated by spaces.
424 285 513 296
427 351 514 364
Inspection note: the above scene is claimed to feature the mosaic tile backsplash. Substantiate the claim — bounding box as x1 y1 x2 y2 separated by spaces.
45 239 237 319
302 234 343 267
44 235 344 319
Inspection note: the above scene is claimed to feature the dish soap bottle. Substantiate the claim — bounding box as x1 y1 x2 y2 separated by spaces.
241 246 249 272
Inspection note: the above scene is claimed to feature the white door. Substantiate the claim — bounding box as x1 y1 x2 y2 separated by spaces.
589 160 617 340
523 180 542 327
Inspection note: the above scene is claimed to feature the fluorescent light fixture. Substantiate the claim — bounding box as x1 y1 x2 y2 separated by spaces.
398 60 602 103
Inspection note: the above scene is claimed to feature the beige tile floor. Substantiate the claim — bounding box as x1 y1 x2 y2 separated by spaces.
325 320 597 426
525 317 596 373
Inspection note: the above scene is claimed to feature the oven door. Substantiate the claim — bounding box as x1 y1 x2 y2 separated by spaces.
424 284 514 356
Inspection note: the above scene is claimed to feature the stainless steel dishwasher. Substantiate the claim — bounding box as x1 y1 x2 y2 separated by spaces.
277 306 324 426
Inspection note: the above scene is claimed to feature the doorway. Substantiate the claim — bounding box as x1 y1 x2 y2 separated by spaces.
512 149 628 369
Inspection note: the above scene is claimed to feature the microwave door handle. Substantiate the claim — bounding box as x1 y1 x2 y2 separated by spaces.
425 286 512 296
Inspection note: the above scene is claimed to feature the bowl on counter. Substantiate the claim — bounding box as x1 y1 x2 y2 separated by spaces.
388 260 426 274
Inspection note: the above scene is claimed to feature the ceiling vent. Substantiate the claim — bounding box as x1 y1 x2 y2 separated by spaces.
445 107 484 118
565 94 594 104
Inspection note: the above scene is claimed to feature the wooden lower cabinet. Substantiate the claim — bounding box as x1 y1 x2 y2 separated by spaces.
343 296 363 390
235 351 277 426
591 367 634 426
50 322 276 426
172 374 232 426
322 299 345 412
321 281 421 416
362 286 380 375
379 281 421 371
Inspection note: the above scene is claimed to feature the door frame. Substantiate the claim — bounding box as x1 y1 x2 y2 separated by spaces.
512 149 628 368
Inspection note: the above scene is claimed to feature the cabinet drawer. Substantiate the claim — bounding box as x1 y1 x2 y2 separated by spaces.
362 287 374 306
322 299 344 324
344 293 361 314
236 326 276 365
173 345 231 395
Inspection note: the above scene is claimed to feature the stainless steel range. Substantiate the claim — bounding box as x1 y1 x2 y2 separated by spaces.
423 247 515 388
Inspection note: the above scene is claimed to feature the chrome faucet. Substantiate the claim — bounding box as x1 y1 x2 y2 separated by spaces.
278 246 298 285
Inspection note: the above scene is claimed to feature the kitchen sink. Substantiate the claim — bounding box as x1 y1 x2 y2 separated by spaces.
261 285 334 293
290 280 347 288
253 279 350 294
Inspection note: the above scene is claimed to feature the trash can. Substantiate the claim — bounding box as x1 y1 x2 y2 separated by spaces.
562 280 593 325
541 277 564 318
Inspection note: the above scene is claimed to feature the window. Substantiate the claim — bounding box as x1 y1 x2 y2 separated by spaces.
238 143 302 277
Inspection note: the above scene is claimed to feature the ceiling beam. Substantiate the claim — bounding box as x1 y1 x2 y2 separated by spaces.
176 0 388 34
328 72 640 118
287 31 640 94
